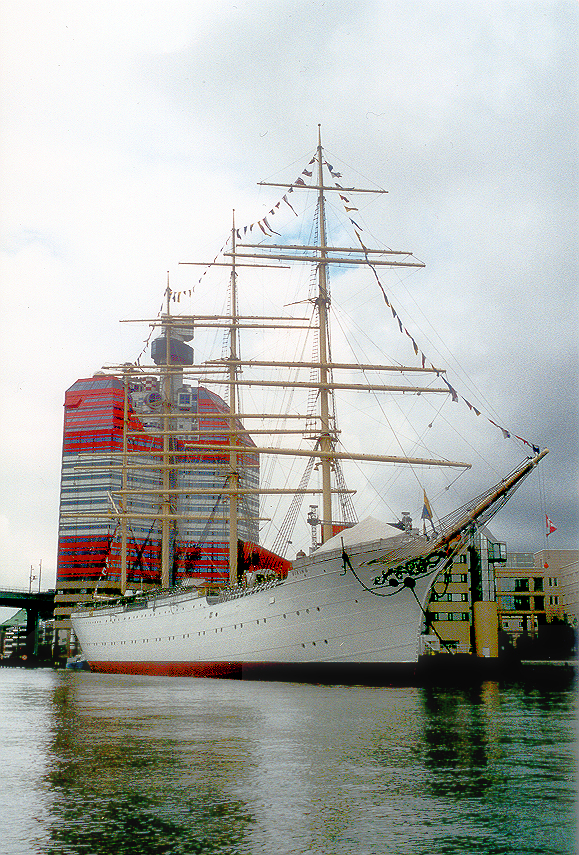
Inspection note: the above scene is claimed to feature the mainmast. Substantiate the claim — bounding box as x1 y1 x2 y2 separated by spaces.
315 126 335 543
222 126 470 544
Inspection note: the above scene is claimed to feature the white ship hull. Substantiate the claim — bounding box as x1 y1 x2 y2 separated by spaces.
72 527 442 680
66 136 549 683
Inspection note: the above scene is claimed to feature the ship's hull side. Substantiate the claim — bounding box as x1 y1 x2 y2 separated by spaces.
72 537 442 680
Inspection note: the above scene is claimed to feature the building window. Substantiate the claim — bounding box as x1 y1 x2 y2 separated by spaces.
487 542 507 562
533 577 543 592
548 577 558 587
513 596 530 610
533 596 545 611
548 596 559 606
514 578 529 592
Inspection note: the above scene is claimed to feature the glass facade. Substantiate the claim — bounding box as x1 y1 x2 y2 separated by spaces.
57 374 261 591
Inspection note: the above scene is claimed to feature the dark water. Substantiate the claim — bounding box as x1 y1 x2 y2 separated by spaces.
1 669 576 855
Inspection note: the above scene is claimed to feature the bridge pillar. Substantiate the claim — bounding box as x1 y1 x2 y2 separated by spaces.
25 607 40 659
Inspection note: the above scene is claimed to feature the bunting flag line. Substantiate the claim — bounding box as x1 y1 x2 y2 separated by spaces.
283 194 297 215
325 162 541 453
233 155 323 241
210 150 541 456
262 216 280 235
134 296 166 364
546 515 557 536
171 289 193 302
488 419 510 439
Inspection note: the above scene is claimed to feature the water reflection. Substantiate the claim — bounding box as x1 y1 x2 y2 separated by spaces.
421 682 503 797
42 675 256 855
418 681 576 854
20 672 576 855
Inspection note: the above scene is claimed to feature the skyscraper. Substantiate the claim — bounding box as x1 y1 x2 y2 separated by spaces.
54 333 261 646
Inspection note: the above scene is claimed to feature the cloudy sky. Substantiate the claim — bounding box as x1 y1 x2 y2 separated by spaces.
0 0 577 595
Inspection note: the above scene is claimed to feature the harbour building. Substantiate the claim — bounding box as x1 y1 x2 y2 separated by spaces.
424 528 505 656
423 533 578 656
495 549 579 636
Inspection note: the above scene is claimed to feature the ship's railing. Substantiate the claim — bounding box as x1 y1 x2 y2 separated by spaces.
72 577 285 614
215 578 284 604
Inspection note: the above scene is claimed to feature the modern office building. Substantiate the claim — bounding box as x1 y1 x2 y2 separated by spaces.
54 334 260 643
56 374 163 584
0 609 27 659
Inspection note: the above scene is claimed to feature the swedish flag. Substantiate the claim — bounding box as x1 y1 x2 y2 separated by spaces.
421 490 433 522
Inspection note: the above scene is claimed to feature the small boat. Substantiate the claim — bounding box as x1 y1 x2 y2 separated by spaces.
65 654 89 670
70 129 546 680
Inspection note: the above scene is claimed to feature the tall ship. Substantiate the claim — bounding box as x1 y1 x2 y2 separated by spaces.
70 130 547 679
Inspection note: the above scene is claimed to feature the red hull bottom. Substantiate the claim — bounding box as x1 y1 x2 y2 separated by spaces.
88 659 418 684
84 656 536 685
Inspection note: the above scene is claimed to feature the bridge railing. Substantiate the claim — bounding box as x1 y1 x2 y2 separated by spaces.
0 587 55 595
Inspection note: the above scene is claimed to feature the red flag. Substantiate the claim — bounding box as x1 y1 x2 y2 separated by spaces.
546 515 557 536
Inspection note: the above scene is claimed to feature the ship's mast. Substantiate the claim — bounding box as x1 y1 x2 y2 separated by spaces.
120 374 129 594
161 280 173 588
228 213 239 584
315 126 334 543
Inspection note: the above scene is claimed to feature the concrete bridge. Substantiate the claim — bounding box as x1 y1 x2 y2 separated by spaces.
0 588 55 661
